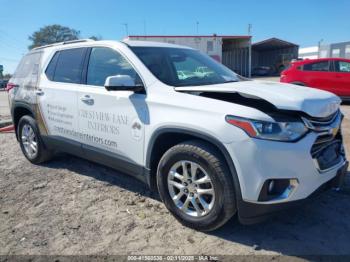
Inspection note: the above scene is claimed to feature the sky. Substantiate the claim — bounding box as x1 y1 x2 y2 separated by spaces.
0 0 349 74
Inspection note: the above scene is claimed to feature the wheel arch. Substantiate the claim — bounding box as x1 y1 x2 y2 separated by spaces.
12 103 35 140
145 127 243 202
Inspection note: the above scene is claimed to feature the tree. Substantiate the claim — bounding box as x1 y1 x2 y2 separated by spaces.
28 25 80 49
89 35 102 41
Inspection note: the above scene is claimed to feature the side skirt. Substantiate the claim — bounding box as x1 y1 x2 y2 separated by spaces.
42 135 149 184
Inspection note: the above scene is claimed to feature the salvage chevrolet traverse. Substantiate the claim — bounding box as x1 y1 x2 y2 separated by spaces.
7 39 348 231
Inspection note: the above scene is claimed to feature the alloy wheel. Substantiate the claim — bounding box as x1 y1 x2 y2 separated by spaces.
21 124 38 159
167 160 215 217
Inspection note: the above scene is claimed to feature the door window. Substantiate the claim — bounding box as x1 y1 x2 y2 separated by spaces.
334 61 350 73
45 52 59 81
53 48 86 84
303 61 330 72
86 47 140 86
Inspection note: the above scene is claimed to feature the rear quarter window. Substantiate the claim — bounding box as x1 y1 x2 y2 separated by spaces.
14 52 42 78
303 61 330 72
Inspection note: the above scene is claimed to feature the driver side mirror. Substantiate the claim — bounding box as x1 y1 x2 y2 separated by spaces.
104 75 144 92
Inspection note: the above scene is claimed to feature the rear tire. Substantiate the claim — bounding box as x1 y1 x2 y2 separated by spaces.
157 140 237 231
18 115 53 164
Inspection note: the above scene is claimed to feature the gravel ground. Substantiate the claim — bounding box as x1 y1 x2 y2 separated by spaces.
0 105 349 258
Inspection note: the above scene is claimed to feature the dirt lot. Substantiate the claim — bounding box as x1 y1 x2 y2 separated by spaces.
0 105 349 258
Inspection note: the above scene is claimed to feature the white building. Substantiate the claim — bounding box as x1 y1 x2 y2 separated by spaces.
298 46 319 59
299 40 350 59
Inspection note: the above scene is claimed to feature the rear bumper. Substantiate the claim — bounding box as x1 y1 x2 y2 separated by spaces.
237 161 348 224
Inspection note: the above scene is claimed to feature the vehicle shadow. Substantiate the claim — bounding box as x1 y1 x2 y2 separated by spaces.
41 153 161 201
42 154 350 256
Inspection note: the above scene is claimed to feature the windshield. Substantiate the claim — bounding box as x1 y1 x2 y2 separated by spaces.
130 47 239 87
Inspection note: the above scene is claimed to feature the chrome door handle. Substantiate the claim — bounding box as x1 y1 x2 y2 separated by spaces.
35 89 44 96
80 95 94 105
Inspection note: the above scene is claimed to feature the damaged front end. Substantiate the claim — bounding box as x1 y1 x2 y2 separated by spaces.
175 82 346 173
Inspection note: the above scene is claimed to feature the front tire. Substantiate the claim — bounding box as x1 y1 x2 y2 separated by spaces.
157 140 237 231
18 115 52 164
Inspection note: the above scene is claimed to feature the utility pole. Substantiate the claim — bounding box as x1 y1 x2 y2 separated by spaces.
248 24 252 78
318 39 323 58
196 21 199 35
122 23 129 37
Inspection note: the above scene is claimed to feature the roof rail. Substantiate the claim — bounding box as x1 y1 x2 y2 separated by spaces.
62 39 94 45
32 39 94 50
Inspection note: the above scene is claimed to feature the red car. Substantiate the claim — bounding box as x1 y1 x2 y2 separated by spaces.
280 58 350 101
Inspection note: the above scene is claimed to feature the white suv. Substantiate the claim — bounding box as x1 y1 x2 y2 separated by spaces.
7 39 348 231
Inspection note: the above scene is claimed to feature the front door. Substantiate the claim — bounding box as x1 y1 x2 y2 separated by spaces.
76 47 147 172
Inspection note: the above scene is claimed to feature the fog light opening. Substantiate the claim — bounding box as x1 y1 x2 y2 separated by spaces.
258 179 298 202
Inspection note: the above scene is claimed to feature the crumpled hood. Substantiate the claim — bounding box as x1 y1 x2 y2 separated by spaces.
175 80 341 118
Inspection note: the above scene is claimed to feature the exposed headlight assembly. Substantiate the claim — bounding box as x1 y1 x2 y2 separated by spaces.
225 115 308 142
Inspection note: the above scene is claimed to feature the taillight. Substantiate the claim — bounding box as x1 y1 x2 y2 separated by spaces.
5 83 17 91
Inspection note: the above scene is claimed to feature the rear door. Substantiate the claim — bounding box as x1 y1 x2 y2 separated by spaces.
332 60 350 97
38 47 88 150
300 60 336 93
76 46 147 172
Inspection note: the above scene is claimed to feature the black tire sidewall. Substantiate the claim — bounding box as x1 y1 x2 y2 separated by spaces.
157 143 235 230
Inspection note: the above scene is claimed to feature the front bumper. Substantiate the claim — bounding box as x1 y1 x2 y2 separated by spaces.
226 131 346 203
224 121 347 223
237 161 348 224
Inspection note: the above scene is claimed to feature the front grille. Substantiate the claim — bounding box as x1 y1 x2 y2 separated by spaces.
307 110 339 124
302 110 341 132
311 140 343 171
308 110 345 172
